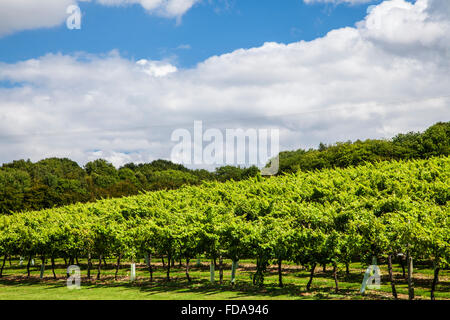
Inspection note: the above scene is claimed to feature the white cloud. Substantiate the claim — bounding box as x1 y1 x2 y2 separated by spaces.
358 0 450 50
136 59 178 77
0 0 449 168
0 0 199 37
95 0 200 18
0 0 77 37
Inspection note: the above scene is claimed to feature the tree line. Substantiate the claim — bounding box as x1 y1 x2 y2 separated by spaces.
0 157 448 299
0 158 258 214
278 122 449 173
0 121 448 214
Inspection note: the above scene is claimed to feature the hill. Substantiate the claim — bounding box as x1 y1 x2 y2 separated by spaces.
1 156 448 298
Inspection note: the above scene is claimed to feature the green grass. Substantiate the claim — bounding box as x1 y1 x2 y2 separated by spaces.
0 258 448 300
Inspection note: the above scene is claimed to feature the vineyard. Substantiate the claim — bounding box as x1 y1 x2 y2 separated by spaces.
0 157 449 300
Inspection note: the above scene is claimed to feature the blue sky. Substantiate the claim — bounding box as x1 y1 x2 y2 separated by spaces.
0 0 386 67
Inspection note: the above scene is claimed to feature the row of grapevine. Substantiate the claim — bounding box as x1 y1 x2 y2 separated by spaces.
0 157 449 299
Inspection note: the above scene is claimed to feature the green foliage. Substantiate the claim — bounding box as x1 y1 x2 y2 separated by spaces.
0 168 31 214
215 165 259 182
1 122 447 214
278 122 450 174
0 157 260 214
0 156 448 290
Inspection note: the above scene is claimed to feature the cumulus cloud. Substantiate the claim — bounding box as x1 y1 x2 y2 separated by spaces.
95 0 200 19
136 59 178 77
358 0 450 50
0 0 77 37
0 0 198 37
0 0 449 168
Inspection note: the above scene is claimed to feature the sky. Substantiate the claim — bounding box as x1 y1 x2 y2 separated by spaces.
0 0 449 169
0 0 385 67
